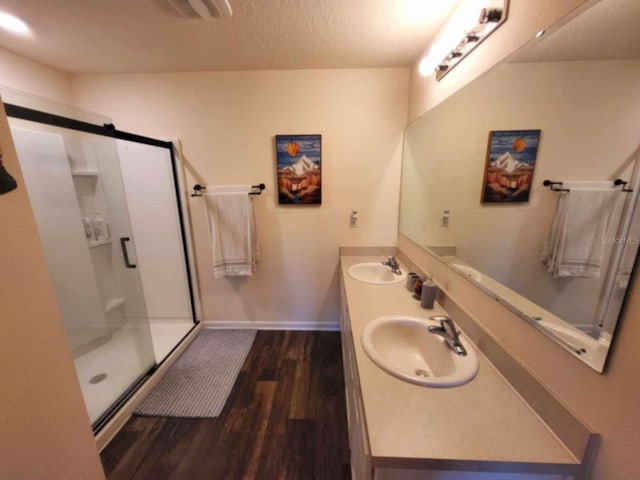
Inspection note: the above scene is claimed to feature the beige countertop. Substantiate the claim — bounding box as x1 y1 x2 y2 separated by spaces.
340 256 580 472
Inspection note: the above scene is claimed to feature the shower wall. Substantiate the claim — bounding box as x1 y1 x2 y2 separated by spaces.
12 129 107 350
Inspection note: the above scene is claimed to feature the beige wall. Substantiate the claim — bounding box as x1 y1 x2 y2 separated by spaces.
73 68 408 327
407 0 590 120
0 101 104 478
403 1 640 478
0 47 73 104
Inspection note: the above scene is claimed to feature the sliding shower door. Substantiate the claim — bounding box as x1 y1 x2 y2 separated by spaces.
11 123 156 427
116 139 195 362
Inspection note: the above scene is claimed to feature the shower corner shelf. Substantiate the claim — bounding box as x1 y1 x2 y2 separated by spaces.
89 239 112 248
71 169 99 177
105 298 125 313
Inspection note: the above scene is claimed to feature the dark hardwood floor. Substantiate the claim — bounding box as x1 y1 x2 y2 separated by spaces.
101 331 352 480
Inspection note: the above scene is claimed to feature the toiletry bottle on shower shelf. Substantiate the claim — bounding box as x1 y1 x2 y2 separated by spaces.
421 274 437 309
92 213 111 242
82 216 96 242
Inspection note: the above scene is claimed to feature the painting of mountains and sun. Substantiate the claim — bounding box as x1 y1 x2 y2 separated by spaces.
276 134 322 205
481 130 541 203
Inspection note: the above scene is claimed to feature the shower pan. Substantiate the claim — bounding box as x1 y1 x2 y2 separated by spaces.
4 93 197 432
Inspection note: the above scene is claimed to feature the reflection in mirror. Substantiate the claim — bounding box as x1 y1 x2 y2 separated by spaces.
399 0 640 372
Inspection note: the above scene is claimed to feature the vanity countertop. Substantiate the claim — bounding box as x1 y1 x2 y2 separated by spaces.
340 255 580 472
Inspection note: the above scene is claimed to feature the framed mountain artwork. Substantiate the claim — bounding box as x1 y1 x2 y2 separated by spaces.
481 130 541 203
275 134 322 205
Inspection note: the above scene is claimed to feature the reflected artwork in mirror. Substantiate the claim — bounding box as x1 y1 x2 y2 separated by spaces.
399 0 640 372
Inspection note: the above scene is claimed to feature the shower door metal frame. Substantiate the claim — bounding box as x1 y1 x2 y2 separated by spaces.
4 102 200 433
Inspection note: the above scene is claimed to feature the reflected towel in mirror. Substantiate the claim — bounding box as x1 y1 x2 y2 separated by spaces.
616 210 640 288
541 185 618 278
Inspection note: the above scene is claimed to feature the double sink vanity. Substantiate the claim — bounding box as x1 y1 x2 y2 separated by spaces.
339 253 595 480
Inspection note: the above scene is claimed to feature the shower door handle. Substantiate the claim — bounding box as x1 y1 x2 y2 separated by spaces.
120 237 137 269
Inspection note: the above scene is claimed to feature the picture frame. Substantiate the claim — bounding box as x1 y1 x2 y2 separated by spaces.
275 134 322 205
481 129 541 203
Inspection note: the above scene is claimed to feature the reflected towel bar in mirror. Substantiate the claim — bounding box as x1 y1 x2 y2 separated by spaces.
542 180 569 192
614 179 634 192
542 179 633 193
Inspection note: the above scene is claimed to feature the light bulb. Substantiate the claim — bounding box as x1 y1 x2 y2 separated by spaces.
0 12 29 35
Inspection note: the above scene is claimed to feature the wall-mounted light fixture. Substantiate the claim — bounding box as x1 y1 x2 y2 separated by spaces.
0 11 30 35
419 0 509 81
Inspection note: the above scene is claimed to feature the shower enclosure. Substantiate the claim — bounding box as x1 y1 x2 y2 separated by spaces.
3 93 197 432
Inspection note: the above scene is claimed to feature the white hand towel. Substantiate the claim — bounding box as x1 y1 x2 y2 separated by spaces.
616 209 640 289
542 189 618 278
206 192 260 278
541 192 569 269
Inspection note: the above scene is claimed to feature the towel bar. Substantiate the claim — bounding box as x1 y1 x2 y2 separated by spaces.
191 183 265 197
543 179 633 193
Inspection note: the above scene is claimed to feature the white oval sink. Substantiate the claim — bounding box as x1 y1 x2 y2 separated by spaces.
361 315 478 388
348 262 407 285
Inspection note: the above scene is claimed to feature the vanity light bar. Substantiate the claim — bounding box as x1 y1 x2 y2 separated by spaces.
435 2 509 81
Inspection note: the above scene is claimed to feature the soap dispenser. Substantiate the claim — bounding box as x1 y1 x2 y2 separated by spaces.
82 216 96 242
92 213 111 242
420 274 437 309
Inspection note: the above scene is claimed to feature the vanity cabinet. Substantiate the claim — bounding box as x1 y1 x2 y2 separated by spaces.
340 276 372 480
339 256 585 480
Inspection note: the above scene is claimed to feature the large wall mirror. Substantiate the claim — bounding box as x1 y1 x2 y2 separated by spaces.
399 0 640 372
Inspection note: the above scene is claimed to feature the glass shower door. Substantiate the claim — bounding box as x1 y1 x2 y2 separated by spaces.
116 138 196 362
10 122 156 427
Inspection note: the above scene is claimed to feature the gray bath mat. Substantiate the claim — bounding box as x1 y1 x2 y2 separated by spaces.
135 329 256 418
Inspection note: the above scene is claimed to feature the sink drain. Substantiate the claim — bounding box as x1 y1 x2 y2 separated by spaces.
415 368 429 377
89 373 108 384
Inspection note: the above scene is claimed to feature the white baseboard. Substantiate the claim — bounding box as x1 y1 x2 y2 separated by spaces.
202 320 340 331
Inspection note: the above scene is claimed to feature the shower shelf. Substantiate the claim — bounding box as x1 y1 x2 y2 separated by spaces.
71 169 99 177
105 298 125 313
88 239 112 248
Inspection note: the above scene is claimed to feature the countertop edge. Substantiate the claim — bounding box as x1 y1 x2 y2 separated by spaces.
339 254 584 474
370 456 582 475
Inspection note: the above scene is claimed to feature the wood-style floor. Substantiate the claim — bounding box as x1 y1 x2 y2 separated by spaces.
101 330 352 480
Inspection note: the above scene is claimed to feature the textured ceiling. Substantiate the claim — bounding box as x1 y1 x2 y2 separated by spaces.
511 0 640 63
0 0 460 74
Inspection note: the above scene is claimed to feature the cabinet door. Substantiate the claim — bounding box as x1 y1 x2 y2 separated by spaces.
340 279 372 480
374 469 572 479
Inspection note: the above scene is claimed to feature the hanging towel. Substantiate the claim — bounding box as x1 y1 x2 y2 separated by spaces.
616 209 640 289
540 192 569 271
541 185 618 278
206 190 260 278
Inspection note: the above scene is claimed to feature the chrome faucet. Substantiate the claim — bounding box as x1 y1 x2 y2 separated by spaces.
428 316 467 356
382 256 402 275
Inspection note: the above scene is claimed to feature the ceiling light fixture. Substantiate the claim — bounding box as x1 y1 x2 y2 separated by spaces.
168 0 232 19
419 0 509 81
0 11 30 35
